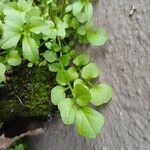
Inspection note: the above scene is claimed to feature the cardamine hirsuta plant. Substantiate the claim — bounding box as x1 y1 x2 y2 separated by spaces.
0 0 113 138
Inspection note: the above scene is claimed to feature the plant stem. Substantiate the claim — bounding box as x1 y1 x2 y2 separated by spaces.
68 82 74 95
87 81 94 87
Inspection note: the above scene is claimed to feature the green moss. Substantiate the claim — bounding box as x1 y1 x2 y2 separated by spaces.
0 63 56 121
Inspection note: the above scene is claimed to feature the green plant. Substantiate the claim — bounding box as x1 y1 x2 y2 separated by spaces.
0 0 112 138
8 143 26 150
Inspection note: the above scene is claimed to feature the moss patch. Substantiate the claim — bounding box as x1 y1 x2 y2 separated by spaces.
0 63 56 121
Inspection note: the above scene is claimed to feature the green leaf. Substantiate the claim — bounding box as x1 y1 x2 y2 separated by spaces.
3 0 31 21
0 17 23 49
75 3 93 23
3 2 22 16
84 2 93 21
57 26 66 38
77 25 86 35
0 63 6 83
75 107 104 138
0 10 24 49
22 35 39 63
69 50 76 57
58 98 77 125
54 17 66 38
61 46 70 53
25 7 40 21
51 43 61 52
81 63 99 80
7 50 21 66
45 42 52 49
87 28 108 46
0 56 5 64
42 20 57 39
48 63 61 72
72 1 83 16
73 79 84 87
85 21 93 30
1 0 8 3
63 14 71 27
56 69 71 86
65 4 73 13
70 18 79 29
73 79 89 90
17 0 32 12
60 54 70 66
51 85 66 105
27 62 33 68
75 12 85 23
90 84 113 106
67 67 79 81
43 50 57 63
73 84 91 106
12 144 25 150
0 30 21 49
73 54 90 66
26 17 47 34
4 11 25 28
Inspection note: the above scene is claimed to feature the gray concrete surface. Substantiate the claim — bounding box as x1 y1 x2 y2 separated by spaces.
27 0 150 149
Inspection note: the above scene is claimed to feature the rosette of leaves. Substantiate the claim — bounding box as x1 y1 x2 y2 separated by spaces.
0 0 112 138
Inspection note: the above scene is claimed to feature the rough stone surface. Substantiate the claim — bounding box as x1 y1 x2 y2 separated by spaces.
27 0 150 149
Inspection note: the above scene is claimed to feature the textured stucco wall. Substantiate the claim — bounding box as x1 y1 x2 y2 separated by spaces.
27 0 150 149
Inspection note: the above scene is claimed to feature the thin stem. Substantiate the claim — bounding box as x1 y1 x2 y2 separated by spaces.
57 37 61 47
87 81 94 87
68 82 74 95
0 51 6 55
65 87 70 91
40 41 46 48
